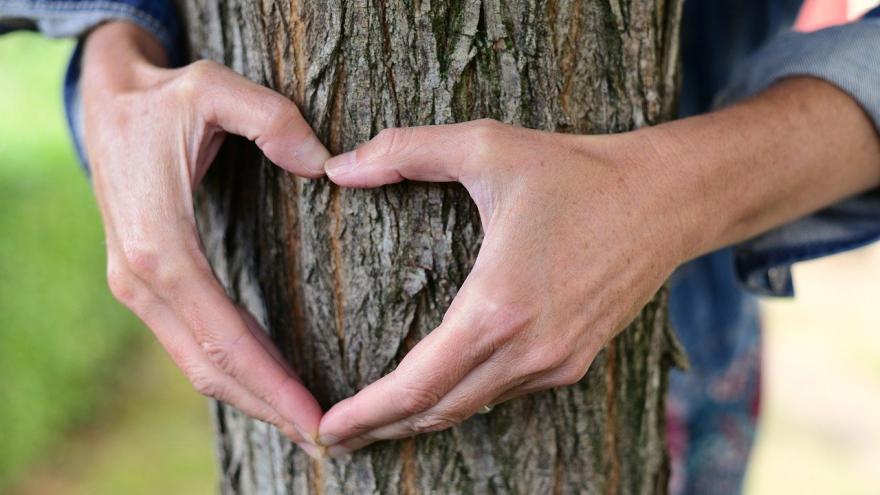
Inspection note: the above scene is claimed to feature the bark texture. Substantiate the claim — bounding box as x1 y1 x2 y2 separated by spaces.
178 1 684 493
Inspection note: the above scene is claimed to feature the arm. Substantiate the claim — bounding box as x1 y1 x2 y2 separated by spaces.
645 76 880 261
313 79 880 455
715 11 880 294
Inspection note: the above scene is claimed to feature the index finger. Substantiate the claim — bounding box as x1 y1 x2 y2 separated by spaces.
154 255 324 439
181 60 329 177
317 304 494 446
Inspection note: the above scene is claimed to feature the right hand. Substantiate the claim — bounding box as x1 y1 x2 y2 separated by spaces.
80 21 327 458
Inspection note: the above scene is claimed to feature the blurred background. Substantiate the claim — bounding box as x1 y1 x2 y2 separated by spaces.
0 4 879 493
0 35 215 494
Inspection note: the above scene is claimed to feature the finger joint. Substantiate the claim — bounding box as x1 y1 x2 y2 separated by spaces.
398 385 442 416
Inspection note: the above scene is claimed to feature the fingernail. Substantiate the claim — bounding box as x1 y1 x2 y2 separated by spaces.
299 442 326 461
326 445 353 458
324 151 357 178
318 434 339 446
295 134 331 175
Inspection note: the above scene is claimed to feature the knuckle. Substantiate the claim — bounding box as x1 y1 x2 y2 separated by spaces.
120 241 197 294
398 385 442 415
265 96 297 129
371 127 410 159
523 346 569 377
175 59 219 99
411 412 461 433
255 407 285 429
257 96 301 145
188 371 220 399
469 119 504 160
473 118 503 131
106 266 141 307
477 297 538 344
186 59 219 81
553 359 589 387
120 243 161 281
200 339 234 373
521 355 554 378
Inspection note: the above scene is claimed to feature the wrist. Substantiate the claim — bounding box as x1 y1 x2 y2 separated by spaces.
619 77 880 268
584 128 714 267
635 125 717 263
82 21 169 95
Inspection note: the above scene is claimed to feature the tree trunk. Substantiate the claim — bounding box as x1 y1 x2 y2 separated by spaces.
178 1 684 493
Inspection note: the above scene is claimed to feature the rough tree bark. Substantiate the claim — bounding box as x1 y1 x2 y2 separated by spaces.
178 1 684 493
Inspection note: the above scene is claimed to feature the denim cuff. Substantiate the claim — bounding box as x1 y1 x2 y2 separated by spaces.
0 1 181 60
718 16 880 296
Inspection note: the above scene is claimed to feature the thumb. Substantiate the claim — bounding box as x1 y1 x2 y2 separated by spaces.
324 120 498 188
188 60 329 177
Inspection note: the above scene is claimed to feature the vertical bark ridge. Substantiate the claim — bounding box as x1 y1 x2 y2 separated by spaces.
180 0 684 493
557 0 584 117
400 438 419 494
279 175 308 374
307 454 325 495
603 344 621 495
328 186 347 370
375 0 402 126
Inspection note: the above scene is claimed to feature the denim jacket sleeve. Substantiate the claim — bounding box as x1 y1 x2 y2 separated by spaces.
0 0 184 170
719 7 880 297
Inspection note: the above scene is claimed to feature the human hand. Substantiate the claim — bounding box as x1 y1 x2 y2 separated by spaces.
81 22 327 457
316 119 690 455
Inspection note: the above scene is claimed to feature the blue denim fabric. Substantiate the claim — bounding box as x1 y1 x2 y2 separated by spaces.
0 0 182 169
0 1 181 58
722 17 880 296
670 2 880 494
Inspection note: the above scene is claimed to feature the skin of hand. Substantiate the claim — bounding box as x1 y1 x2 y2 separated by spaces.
80 21 329 459
316 77 880 456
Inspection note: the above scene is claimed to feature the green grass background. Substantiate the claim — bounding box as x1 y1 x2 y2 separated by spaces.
0 33 214 494
0 33 133 486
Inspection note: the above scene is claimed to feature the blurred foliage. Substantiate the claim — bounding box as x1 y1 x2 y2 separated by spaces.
0 33 205 492
10 341 216 495
0 32 215 494
0 32 137 487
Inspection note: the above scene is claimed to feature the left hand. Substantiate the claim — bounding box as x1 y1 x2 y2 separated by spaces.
80 21 328 458
315 119 689 456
